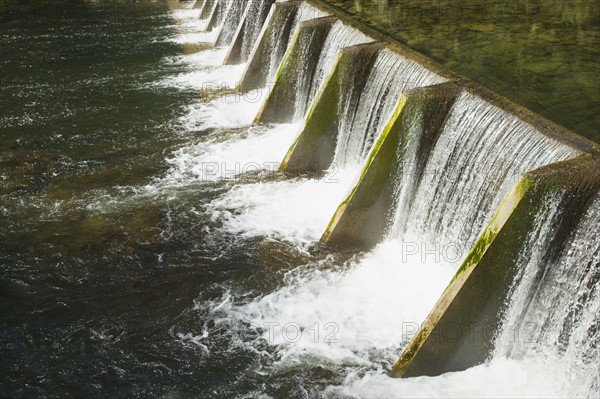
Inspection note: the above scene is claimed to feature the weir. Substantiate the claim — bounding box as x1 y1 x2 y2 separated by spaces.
214 0 250 46
198 0 218 20
322 82 461 248
223 0 277 65
255 17 371 123
280 42 385 172
239 2 328 92
281 46 447 173
389 154 600 378
182 0 600 390
238 1 303 91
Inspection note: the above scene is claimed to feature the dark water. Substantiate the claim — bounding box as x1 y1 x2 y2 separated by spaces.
326 0 600 142
0 1 339 397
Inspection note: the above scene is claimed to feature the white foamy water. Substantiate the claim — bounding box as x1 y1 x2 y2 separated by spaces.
231 240 456 365
164 123 299 183
207 166 358 244
162 4 594 398
169 9 210 34
170 8 201 22
330 357 562 398
158 63 246 91
169 48 229 68
169 30 218 45
179 89 265 131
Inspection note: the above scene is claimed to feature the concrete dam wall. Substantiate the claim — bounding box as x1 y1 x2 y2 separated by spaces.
189 0 599 391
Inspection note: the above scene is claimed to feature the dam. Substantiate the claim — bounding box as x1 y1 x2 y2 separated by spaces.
0 0 598 397
186 0 600 393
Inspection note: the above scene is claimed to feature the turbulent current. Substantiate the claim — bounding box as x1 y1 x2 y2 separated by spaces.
0 1 597 398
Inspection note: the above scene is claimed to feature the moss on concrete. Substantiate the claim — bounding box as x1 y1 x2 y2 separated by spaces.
389 154 600 378
240 2 301 92
281 42 383 173
322 82 460 248
254 16 338 124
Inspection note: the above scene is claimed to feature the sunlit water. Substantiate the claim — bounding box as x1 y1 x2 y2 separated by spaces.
0 1 595 398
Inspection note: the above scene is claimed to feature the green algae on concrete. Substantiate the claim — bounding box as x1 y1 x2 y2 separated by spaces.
280 42 383 173
239 2 301 92
279 51 342 172
254 16 338 124
389 154 600 378
321 82 461 248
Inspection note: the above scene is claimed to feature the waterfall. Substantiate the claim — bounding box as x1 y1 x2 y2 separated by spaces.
293 20 372 121
199 0 227 27
333 49 446 168
239 2 328 92
239 0 276 61
493 192 600 397
293 2 329 29
387 92 580 253
257 18 371 124
267 3 328 81
215 0 250 46
210 0 230 31
175 1 598 395
198 0 220 21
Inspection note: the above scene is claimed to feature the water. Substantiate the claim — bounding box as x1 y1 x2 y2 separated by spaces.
1 1 596 398
209 0 231 31
297 21 372 120
215 0 250 46
328 0 600 143
239 0 276 62
493 192 600 398
389 91 581 250
264 3 328 83
334 48 445 167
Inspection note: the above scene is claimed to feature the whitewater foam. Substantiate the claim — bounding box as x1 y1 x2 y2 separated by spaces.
207 166 358 244
158 63 246 91
330 357 562 398
164 123 300 184
179 88 265 131
212 239 456 370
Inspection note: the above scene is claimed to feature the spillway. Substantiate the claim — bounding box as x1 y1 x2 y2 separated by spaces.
174 0 600 396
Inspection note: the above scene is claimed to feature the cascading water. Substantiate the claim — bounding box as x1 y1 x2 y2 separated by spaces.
115 2 600 397
274 2 329 81
201 18 375 243
207 0 231 31
491 192 600 398
4 0 597 397
333 49 445 168
388 91 581 252
215 0 250 46
264 3 328 82
198 0 220 21
292 20 372 121
238 0 277 61
211 86 585 396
